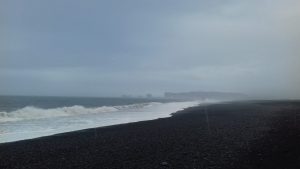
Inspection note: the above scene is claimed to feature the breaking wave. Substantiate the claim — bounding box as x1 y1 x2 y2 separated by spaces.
0 102 161 123
0 100 218 143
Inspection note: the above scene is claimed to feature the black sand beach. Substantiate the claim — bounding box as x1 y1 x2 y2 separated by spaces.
1 101 300 169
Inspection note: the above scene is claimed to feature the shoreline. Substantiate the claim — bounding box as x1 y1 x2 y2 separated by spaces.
1 100 300 169
0 100 204 144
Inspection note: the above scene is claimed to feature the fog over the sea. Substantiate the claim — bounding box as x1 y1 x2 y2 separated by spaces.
0 0 299 98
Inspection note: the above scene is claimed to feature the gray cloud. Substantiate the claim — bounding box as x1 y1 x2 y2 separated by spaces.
1 0 300 98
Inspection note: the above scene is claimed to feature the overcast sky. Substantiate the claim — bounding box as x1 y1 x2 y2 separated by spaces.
1 0 299 98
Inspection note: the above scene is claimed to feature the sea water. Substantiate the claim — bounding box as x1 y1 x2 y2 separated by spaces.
0 96 216 143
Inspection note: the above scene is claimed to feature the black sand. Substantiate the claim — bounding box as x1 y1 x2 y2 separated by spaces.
1 101 300 169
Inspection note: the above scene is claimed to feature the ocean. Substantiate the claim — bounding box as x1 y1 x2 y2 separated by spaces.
0 96 215 143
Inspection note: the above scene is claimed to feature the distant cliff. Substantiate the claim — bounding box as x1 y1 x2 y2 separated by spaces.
164 91 248 101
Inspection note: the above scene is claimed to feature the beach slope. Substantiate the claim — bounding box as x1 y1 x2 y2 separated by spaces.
1 101 300 169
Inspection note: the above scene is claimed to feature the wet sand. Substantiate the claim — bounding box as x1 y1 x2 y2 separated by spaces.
1 100 300 169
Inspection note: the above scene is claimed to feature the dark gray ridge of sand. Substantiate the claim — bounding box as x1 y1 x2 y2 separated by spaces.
0 101 300 169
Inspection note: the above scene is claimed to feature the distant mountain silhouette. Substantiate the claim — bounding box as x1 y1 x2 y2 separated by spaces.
164 91 248 101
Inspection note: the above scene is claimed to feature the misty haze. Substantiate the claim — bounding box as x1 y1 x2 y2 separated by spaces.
0 1 300 169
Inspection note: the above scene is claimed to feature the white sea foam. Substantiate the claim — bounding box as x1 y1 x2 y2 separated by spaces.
0 100 218 143
0 104 149 123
